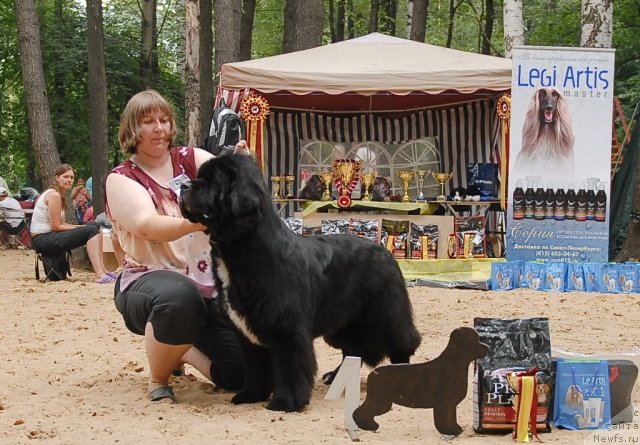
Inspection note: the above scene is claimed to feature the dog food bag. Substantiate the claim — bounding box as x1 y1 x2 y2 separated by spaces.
282 217 303 234
321 219 349 235
595 263 620 294
490 262 518 291
542 262 567 292
521 261 546 290
454 217 486 258
617 264 637 294
410 223 438 259
566 263 586 292
301 225 322 236
473 318 553 433
349 219 380 242
381 219 410 259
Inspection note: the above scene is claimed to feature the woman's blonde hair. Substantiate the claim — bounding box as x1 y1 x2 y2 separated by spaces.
117 89 178 155
51 164 74 209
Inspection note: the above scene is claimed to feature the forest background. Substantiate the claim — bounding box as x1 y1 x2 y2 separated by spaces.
0 0 638 220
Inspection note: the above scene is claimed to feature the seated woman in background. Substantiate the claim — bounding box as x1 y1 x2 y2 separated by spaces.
30 164 115 284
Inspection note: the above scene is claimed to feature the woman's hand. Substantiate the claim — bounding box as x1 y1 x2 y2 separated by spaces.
233 140 250 156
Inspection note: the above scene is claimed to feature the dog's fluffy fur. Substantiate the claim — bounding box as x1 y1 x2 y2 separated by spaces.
515 88 575 178
180 154 421 412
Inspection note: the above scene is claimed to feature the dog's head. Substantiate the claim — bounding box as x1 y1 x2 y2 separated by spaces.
535 88 561 124
180 154 266 242
449 327 489 361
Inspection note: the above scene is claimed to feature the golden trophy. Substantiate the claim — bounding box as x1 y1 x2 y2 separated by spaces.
432 172 454 201
361 172 376 201
284 175 295 198
397 170 414 203
320 171 334 201
271 176 283 199
416 169 431 201
333 159 362 208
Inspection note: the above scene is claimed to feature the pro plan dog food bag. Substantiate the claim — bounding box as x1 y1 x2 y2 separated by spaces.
380 219 410 259
349 219 380 242
321 219 349 235
409 223 438 259
473 317 553 433
282 217 303 235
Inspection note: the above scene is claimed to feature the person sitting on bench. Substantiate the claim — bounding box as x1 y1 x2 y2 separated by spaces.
29 164 114 284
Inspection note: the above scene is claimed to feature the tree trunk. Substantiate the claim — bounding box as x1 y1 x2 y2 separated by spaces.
175 0 186 76
369 0 379 33
140 0 158 89
482 0 495 54
86 0 109 217
15 0 61 186
380 0 397 36
185 0 200 147
283 0 323 53
214 0 242 73
347 0 354 38
410 0 429 42
200 0 214 145
336 0 346 42
407 0 413 38
239 0 256 61
615 126 640 262
580 0 613 48
503 0 524 58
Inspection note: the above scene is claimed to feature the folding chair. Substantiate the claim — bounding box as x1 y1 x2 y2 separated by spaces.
35 249 72 283
0 218 31 249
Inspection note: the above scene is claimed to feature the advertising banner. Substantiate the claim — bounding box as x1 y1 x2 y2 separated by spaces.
506 46 615 263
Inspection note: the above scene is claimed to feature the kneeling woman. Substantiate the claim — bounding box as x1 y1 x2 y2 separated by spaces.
30 164 114 284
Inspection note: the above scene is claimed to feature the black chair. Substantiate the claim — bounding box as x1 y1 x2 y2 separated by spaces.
34 249 72 282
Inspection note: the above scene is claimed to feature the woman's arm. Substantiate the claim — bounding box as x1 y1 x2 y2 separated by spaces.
106 172 205 242
47 191 81 232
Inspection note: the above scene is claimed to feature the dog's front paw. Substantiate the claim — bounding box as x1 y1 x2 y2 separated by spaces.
352 407 379 431
266 394 307 412
231 389 270 405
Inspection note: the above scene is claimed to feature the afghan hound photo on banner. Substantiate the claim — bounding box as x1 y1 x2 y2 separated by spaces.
514 87 575 179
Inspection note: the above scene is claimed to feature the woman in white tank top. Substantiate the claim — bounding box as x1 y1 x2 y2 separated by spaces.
30 164 114 283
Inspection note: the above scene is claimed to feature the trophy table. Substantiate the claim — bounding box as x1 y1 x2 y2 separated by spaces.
432 172 453 201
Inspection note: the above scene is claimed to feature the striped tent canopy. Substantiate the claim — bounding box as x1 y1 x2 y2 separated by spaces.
217 33 511 195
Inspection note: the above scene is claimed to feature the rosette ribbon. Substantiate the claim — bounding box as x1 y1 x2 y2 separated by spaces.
496 93 511 211
332 159 362 209
239 94 270 169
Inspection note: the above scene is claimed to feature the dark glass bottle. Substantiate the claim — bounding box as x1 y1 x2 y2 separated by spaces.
565 182 576 220
586 182 596 220
524 181 535 219
512 180 525 220
554 183 566 221
534 184 545 221
594 182 607 222
545 183 555 219
575 182 587 222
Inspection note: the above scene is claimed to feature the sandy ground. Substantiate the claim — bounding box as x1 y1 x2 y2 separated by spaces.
1 248 638 445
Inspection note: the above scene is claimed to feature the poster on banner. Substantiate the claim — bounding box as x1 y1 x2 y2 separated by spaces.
506 46 615 263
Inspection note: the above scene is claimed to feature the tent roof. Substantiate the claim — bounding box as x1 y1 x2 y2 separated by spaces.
220 33 511 111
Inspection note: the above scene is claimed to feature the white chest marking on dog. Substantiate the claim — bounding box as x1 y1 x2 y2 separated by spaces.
216 259 263 346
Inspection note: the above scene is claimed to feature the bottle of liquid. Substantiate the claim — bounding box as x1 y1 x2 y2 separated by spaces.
594 182 607 222
545 183 555 219
512 180 525 220
575 182 588 222
586 178 598 221
534 183 546 221
524 179 536 219
565 182 576 220
554 182 566 221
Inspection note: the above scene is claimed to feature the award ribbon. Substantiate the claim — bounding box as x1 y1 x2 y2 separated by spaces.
511 369 542 443
240 94 270 169
497 93 511 212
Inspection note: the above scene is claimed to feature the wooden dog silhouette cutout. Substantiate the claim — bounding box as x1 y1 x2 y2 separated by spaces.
352 327 488 436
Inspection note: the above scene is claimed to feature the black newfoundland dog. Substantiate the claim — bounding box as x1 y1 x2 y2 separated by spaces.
180 154 421 412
